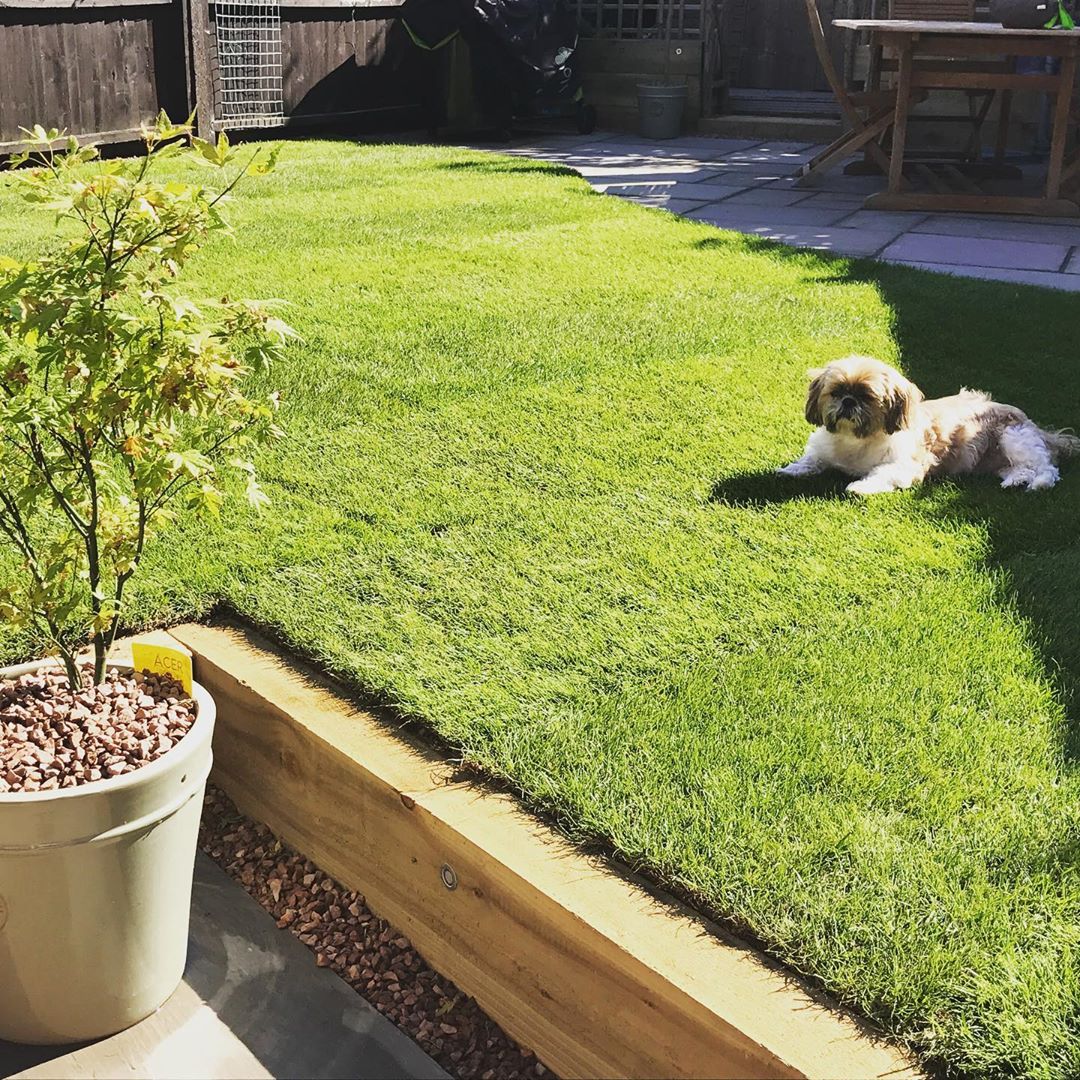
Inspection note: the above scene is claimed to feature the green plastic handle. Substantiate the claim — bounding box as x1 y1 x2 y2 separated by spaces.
1046 2 1076 29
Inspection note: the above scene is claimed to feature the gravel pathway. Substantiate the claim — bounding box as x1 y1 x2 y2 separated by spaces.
199 786 553 1080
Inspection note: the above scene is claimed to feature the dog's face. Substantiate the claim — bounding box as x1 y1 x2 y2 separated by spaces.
805 356 922 437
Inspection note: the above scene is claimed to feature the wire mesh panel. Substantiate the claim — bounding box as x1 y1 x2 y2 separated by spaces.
571 1 704 39
213 1 285 129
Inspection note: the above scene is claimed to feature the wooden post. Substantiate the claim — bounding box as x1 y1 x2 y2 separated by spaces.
700 0 715 117
188 0 215 138
179 0 196 123
887 36 913 195
1046 50 1078 201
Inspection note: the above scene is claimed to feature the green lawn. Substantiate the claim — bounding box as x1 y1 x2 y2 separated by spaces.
4 140 1080 1078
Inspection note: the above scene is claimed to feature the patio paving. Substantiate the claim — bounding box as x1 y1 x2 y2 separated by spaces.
1 856 447 1080
491 131 1080 293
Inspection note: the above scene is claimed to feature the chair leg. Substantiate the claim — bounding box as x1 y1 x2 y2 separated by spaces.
796 108 895 186
996 89 1014 162
964 91 996 162
802 126 871 173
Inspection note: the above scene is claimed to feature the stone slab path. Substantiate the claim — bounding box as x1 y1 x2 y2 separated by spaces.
1 856 447 1080
492 131 1080 293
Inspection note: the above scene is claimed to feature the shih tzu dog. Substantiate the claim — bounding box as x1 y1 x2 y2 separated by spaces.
777 355 1078 496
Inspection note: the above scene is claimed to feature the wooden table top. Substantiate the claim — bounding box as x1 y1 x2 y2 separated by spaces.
834 19 1080 37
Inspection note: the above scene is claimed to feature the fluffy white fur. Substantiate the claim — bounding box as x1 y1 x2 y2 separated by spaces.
778 355 1079 496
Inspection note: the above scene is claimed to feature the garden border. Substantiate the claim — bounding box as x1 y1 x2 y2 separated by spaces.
166 621 921 1080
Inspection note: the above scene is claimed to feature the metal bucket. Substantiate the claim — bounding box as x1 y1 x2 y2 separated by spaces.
637 82 688 140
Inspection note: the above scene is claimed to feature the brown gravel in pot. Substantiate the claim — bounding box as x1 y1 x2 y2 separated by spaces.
0 666 194 794
199 786 553 1080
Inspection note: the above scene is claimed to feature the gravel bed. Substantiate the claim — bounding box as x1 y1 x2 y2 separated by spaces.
199 786 553 1080
0 667 194 793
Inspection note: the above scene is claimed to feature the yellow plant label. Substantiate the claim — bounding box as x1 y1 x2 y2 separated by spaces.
131 641 193 694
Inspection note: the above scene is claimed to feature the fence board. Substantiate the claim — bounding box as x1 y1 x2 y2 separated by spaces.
4 0 420 149
0 3 188 148
724 0 872 95
276 10 421 122
0 0 173 8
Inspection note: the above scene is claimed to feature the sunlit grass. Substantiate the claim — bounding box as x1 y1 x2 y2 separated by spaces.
3 140 1080 1077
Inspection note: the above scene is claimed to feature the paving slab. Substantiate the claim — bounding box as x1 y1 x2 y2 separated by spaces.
1 857 447 1080
1064 250 1080 274
717 187 818 207
570 164 731 183
598 180 753 201
555 146 746 169
947 210 1080 227
789 174 889 195
835 210 933 231
758 175 815 191
619 196 712 213
720 142 815 160
586 137 763 160
691 220 903 258
686 204 859 228
698 163 795 184
910 214 1080 248
795 192 870 209
881 232 1070 271
885 260 1080 292
646 136 764 154
504 134 615 153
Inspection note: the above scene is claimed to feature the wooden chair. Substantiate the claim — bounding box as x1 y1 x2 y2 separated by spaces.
796 0 903 184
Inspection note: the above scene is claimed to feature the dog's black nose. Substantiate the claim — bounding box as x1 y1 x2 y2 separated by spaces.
841 396 857 409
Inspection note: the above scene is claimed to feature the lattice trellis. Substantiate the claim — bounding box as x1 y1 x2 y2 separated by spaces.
570 0 704 40
213 1 286 130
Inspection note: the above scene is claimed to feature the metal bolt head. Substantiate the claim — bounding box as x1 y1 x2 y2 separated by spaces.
440 864 458 890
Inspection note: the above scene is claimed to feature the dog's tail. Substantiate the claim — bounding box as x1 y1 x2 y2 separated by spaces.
1041 427 1080 460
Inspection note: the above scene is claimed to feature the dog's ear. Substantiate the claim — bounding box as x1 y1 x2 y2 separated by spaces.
805 368 826 427
884 374 922 434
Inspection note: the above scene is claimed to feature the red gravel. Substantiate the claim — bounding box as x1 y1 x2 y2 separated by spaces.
199 786 554 1080
0 666 194 794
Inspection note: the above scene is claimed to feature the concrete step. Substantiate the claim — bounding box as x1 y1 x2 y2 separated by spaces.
698 114 842 143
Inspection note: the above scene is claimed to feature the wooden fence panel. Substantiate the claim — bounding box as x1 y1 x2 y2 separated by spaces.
0 1 189 151
2 1 421 149
278 10 421 122
724 0 851 93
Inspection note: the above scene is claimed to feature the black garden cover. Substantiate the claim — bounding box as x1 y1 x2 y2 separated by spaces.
402 0 579 97
472 0 579 97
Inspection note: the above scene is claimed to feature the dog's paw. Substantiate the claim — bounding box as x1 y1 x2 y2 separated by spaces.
846 477 893 497
1026 467 1060 491
1000 468 1035 489
776 461 816 477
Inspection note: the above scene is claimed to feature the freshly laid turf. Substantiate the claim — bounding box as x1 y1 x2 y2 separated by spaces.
3 140 1080 1077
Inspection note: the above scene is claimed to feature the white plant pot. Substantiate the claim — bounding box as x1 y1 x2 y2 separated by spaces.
0 660 215 1044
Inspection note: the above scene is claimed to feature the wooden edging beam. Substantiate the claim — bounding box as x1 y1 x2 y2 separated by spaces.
168 623 921 1080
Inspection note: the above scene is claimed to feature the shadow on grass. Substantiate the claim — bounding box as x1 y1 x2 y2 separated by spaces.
698 228 1080 744
436 159 580 179
709 470 848 507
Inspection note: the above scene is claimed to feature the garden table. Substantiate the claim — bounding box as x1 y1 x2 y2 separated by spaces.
832 19 1080 216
